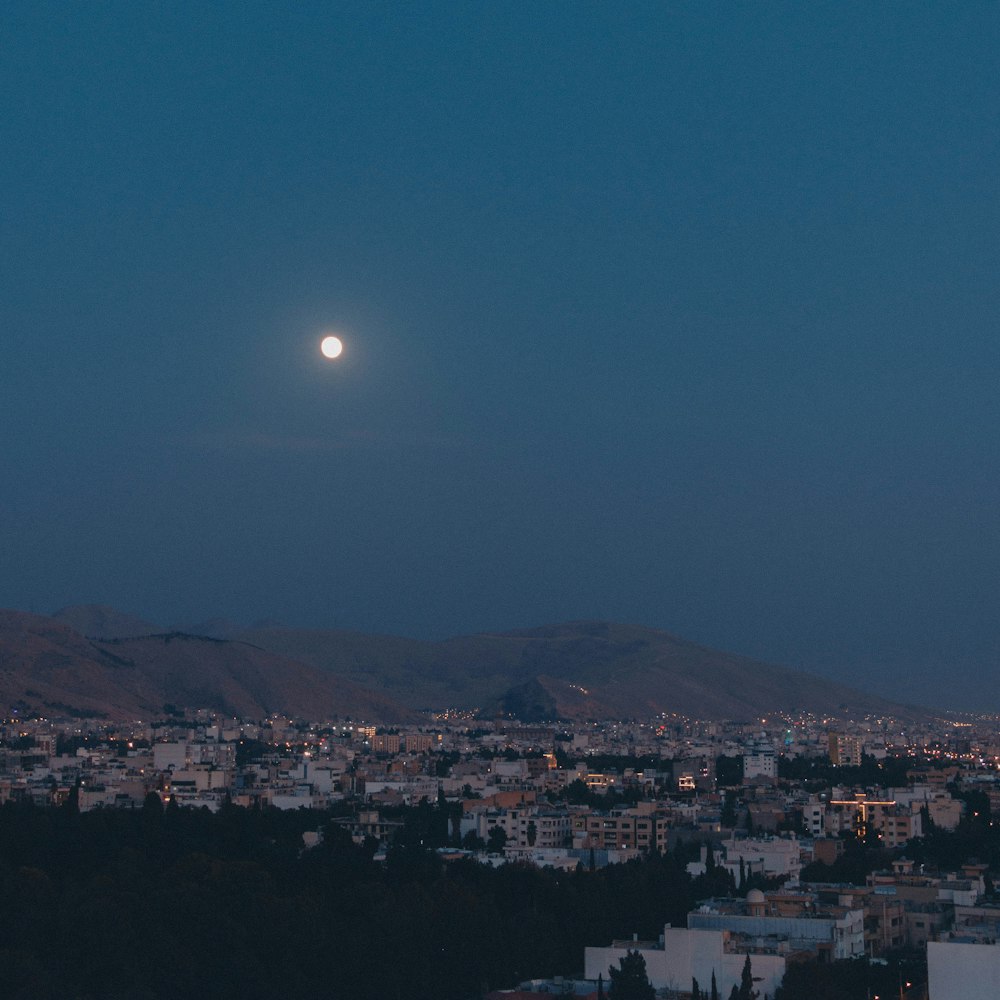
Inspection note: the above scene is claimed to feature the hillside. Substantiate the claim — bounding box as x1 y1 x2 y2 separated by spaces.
50 604 161 640
31 609 928 722
0 610 416 722
231 619 925 721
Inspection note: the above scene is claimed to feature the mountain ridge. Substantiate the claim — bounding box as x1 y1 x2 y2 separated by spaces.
24 606 935 722
0 610 417 722
222 616 929 721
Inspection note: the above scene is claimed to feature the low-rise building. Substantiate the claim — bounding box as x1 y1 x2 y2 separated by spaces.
585 926 787 998
687 890 865 961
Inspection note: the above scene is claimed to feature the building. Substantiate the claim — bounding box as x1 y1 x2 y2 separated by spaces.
928 940 1000 1000
719 833 802 879
742 740 777 780
687 890 865 961
828 733 863 767
585 926 786 998
371 733 402 754
571 804 669 852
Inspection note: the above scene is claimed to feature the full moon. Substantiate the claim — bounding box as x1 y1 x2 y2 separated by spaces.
320 335 343 359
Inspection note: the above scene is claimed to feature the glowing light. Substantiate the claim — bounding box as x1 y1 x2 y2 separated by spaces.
320 335 344 359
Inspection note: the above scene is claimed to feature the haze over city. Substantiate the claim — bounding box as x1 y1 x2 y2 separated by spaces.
3 5 999 712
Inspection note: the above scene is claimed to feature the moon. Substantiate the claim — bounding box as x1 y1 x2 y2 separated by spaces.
320 335 344 359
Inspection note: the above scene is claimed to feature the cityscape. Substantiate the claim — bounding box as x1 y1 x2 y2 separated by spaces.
0 624 997 998
3 4 998 998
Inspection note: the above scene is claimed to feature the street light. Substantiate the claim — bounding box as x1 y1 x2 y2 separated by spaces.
899 970 912 1000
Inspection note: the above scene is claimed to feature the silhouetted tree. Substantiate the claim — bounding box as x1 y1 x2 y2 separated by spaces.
607 950 655 1000
462 829 486 851
721 791 738 827
142 791 163 817
716 755 743 787
737 954 758 1000
486 826 507 853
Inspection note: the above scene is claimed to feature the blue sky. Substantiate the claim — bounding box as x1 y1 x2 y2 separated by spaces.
2 3 999 709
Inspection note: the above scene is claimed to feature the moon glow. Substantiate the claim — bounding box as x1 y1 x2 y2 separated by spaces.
320 335 344 359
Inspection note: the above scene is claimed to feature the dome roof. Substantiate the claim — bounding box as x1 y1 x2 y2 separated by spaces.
746 888 766 904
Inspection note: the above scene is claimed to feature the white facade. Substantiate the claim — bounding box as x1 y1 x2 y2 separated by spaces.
742 741 777 780
362 776 439 803
722 835 802 879
928 941 1000 1000
688 905 865 961
585 928 785 999
153 742 189 771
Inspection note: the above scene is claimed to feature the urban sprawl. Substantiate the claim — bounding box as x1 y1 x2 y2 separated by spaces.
3 709 998 999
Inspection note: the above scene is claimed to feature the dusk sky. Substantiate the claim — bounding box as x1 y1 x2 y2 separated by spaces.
3 4 999 711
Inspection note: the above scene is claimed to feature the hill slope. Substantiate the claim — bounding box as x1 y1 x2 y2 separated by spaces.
0 610 416 722
32 609 928 721
233 619 924 720
51 604 161 639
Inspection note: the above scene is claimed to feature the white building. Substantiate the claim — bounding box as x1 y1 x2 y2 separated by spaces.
721 834 802 879
687 891 865 961
585 926 785 998
743 740 777 780
928 940 1000 1000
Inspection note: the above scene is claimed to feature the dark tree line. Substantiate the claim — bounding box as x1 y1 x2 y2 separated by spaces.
0 798 707 1000
773 954 925 1000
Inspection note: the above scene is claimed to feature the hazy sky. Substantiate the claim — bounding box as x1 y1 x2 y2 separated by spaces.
3 3 999 710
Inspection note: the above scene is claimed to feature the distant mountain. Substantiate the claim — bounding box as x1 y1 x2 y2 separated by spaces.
51 604 162 639
0 610 416 722
21 609 932 722
178 618 244 640
232 619 929 721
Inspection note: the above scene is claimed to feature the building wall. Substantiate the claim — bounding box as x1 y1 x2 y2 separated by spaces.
927 941 1000 1000
828 734 863 767
371 734 402 754
688 910 865 961
153 742 189 771
584 928 785 999
723 835 801 878
743 743 777 780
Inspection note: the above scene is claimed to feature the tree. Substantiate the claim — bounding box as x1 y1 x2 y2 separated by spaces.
526 821 537 847
692 977 701 1000
61 781 80 814
486 826 507 853
142 791 163 817
566 778 594 805
721 791 738 828
461 829 486 851
607 950 655 1000
737 955 758 1000
711 970 719 1000
716 755 743 787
